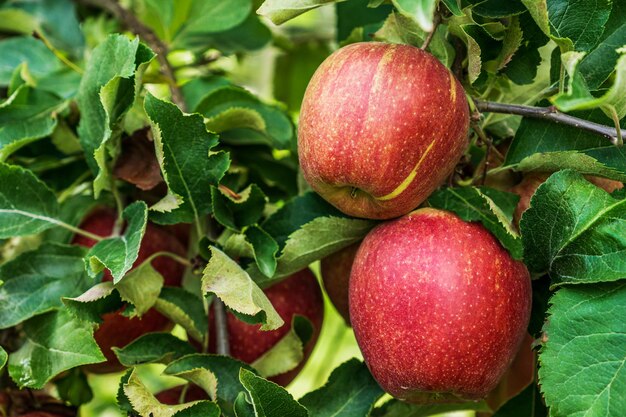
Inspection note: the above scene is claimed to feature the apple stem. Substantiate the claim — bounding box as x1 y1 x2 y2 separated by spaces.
213 298 231 356
473 99 623 146
74 0 187 111
421 13 441 51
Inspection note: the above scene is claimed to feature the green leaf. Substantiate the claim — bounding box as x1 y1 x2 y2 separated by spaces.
521 0 610 51
211 184 267 231
244 226 279 278
0 162 60 238
257 0 343 25
182 76 232 112
112 333 196 366
123 370 217 416
8 309 105 388
0 243 91 329
239 368 308 417
154 287 208 343
538 282 626 417
391 0 437 32
195 86 294 150
336 0 392 42
144 93 230 225
504 107 626 180
173 402 221 417
469 0 526 18
0 346 6 371
552 48 626 119
0 84 66 160
578 24 626 90
234 392 256 417
299 359 384 417
173 0 251 40
115 260 164 316
0 37 62 85
428 187 523 259
492 382 546 417
84 201 148 283
201 247 283 330
251 315 313 378
372 400 491 416
62 282 122 324
164 354 257 414
76 34 155 197
441 0 462 16
521 170 626 286
54 368 94 406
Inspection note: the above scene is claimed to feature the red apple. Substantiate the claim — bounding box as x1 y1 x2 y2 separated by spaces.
350 208 531 403
298 42 469 219
320 242 360 324
72 208 187 373
511 173 623 226
208 269 324 386
155 385 207 405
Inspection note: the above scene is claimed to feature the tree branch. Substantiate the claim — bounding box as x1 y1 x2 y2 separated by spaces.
74 0 187 111
213 298 230 356
473 99 623 146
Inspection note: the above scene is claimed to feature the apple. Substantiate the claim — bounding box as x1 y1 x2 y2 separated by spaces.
298 42 469 219
72 208 187 373
320 242 360 324
155 385 207 404
511 172 623 226
208 269 324 386
350 208 531 403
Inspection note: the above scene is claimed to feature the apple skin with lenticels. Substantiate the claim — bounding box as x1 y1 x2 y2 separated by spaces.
349 208 531 403
298 42 469 219
321 242 360 324
72 208 187 373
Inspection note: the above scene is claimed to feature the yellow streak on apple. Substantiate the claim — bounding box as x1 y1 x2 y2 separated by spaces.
449 72 457 103
375 138 437 201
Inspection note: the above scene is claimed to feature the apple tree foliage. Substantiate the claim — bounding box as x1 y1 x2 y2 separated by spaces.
0 0 624 416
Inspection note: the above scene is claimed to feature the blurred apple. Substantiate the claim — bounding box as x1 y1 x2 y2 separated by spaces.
72 208 187 373
320 242 360 324
155 385 207 405
350 208 531 403
298 42 469 219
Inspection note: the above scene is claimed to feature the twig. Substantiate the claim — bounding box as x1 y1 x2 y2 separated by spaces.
74 0 187 111
421 13 441 51
473 99 623 146
213 298 230 356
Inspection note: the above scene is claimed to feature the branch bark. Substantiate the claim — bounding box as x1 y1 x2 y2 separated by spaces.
473 99 623 146
213 298 230 356
74 0 187 111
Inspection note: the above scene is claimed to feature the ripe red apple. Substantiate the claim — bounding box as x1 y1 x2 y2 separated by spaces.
511 172 623 226
350 208 531 403
72 208 186 373
298 42 469 219
320 242 360 324
207 269 324 386
155 385 207 405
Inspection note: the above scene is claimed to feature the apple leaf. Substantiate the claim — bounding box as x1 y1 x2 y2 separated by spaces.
112 333 196 367
84 201 148 284
538 282 626 417
154 287 208 343
115 260 164 317
428 187 523 259
202 247 283 330
0 243 91 329
62 281 122 324
391 0 437 32
244 226 279 278
492 383 546 417
144 93 230 225
336 0 392 43
257 0 342 25
251 315 313 378
164 354 257 414
8 309 105 388
0 82 67 160
172 402 222 417
123 370 219 417
164 364 218 402
299 359 384 417
54 368 94 407
0 346 6 372
0 37 63 85
0 162 61 238
578 23 626 90
195 85 294 150
211 184 267 232
521 0 611 51
234 392 256 417
469 0 526 18
239 368 308 417
76 34 155 197
371 400 491 417
520 170 626 286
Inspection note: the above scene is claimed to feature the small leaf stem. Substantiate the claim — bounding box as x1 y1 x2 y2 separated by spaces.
34 30 84 74
473 99 623 146
213 298 231 356
421 12 441 51
218 184 242 200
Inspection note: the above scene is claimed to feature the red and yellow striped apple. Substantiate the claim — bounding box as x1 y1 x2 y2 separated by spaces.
298 42 469 219
350 208 531 403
